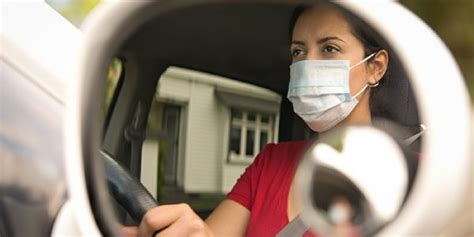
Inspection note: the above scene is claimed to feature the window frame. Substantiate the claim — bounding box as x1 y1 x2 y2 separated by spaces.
228 109 274 164
103 58 125 133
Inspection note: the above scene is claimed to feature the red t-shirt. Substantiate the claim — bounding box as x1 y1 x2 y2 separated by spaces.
226 140 316 237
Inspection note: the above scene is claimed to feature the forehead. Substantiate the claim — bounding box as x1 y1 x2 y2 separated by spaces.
292 5 353 39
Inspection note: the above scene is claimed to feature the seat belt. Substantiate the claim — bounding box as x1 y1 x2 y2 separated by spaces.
276 215 309 237
403 124 426 146
125 125 145 178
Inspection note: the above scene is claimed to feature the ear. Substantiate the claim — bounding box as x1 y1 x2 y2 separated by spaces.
367 49 389 85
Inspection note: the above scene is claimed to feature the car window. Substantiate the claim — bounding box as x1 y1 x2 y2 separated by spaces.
139 66 281 218
102 58 124 130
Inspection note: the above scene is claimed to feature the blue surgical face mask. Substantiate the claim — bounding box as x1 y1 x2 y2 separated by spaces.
287 53 376 132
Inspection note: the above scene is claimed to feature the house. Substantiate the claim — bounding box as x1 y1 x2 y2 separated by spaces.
140 67 281 197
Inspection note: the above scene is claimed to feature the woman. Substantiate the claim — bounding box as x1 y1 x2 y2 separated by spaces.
126 3 418 237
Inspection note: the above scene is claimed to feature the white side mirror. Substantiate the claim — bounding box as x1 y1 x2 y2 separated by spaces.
296 125 416 236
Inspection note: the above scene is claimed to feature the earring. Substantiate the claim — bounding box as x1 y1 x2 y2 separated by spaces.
368 81 379 88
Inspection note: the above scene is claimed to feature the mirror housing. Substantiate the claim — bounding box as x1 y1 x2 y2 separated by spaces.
296 125 416 236
69 0 472 235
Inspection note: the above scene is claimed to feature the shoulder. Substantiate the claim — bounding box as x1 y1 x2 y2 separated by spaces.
273 140 311 150
258 140 312 166
265 140 311 155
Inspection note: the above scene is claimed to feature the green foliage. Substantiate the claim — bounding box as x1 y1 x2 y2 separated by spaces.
99 58 122 123
46 0 100 26
105 59 123 108
400 0 474 101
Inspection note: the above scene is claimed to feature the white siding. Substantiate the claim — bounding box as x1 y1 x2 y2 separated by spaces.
184 82 223 192
140 140 159 199
222 163 249 193
156 67 281 193
157 74 191 102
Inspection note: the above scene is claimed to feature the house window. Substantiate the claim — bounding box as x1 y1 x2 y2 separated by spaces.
228 109 274 163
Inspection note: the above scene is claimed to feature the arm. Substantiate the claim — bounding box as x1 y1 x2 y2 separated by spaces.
131 145 270 236
205 144 271 236
205 199 250 237
123 200 249 237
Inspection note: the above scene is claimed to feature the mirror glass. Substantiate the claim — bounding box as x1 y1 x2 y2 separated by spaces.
295 125 418 236
91 0 423 235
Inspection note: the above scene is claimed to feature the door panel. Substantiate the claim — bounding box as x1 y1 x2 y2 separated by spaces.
163 105 181 185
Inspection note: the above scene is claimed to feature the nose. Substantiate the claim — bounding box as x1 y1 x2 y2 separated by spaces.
304 49 321 61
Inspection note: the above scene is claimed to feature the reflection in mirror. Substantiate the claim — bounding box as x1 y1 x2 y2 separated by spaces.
296 124 418 237
91 1 425 235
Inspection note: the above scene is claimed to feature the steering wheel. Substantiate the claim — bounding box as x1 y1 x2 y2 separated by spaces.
101 151 158 223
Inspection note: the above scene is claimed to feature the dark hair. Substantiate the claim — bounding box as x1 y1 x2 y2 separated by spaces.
288 4 420 130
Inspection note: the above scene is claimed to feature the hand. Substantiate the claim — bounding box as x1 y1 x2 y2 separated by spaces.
128 203 214 237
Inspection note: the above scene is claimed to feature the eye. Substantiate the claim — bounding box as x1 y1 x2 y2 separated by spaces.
291 48 305 58
322 45 341 54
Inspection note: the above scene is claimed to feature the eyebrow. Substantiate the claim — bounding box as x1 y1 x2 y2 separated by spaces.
290 36 346 46
317 36 345 44
290 40 305 46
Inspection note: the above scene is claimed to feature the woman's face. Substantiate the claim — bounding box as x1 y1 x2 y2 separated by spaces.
290 5 368 97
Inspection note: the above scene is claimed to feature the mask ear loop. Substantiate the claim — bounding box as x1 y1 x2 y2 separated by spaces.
352 84 369 99
365 51 381 87
349 52 376 70
350 52 380 88
350 52 377 99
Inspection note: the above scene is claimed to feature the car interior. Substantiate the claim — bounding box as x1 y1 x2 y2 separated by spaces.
77 1 421 235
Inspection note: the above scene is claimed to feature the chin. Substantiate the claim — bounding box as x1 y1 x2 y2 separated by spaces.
306 121 325 133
